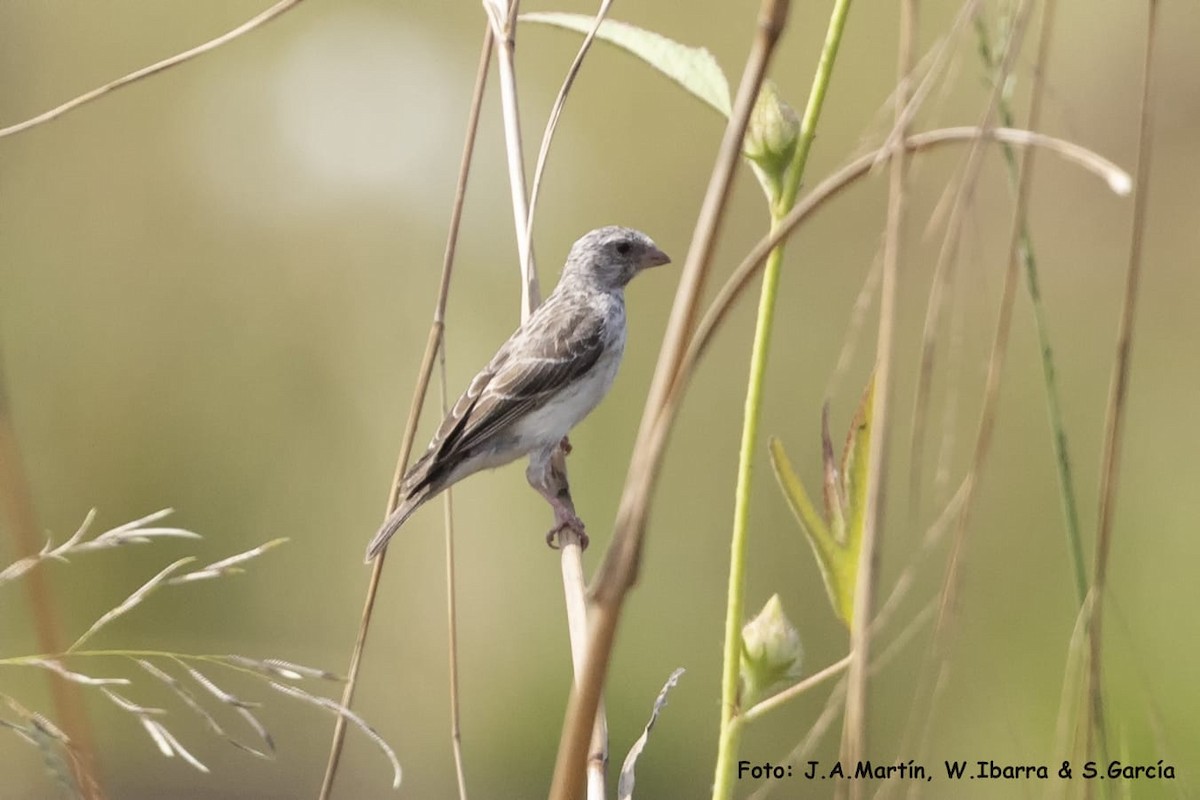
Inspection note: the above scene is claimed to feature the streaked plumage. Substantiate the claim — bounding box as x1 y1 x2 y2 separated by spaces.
365 226 669 561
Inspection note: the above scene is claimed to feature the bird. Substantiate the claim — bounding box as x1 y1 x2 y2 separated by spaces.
365 226 671 562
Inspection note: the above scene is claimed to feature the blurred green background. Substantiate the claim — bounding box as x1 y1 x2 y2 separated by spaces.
2 1 1198 798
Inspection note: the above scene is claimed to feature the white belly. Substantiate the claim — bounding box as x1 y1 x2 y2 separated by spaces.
508 338 624 449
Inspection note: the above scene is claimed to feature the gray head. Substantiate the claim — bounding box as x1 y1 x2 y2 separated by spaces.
561 226 670 290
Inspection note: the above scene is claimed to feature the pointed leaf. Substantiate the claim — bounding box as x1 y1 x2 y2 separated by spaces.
769 437 854 625
820 403 847 543
520 13 731 117
840 376 875 542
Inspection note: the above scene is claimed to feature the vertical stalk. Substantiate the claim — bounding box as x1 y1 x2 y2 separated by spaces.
1087 0 1158 783
712 3 853 799
840 1 914 787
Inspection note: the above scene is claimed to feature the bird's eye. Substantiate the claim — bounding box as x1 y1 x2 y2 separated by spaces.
615 241 632 255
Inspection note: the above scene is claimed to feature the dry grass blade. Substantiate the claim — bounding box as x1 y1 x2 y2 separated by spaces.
184 667 261 710
1087 0 1159 776
68 558 195 652
0 508 199 587
101 689 165 718
26 660 130 687
223 655 339 682
0 0 308 139
166 538 288 584
273 682 401 789
616 668 684 800
317 24 494 800
137 660 274 759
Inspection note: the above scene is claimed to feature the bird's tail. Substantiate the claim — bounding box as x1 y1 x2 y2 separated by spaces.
364 490 429 562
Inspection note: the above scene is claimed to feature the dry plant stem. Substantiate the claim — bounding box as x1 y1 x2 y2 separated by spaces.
489 0 610 791
911 0 1044 770
439 386 468 797
838 3 914 788
317 26 493 800
1086 0 1158 783
485 0 540 318
907 0 1032 517
742 655 853 724
0 366 104 799
524 0 616 254
521 3 619 789
549 4 790 799
0 0 306 139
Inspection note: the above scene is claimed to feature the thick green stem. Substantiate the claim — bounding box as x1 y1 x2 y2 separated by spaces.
712 3 853 799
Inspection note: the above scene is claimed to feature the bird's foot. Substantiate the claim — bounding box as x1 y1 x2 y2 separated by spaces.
546 510 588 550
559 436 573 456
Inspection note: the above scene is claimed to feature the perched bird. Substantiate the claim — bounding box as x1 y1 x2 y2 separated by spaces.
365 226 670 562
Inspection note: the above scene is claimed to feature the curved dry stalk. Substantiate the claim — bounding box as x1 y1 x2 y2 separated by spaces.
1087 0 1158 779
549 3 790 799
316 25 494 800
0 0 307 140
660 125 1129 433
523 0 616 257
839 1 916 784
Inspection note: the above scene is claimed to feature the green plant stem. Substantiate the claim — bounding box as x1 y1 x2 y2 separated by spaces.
712 3 852 799
975 7 1085 605
713 238 785 799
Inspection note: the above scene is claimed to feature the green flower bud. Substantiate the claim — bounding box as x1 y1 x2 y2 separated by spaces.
743 82 800 202
739 594 803 709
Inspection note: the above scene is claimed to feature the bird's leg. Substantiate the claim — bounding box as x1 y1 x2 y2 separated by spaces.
559 436 573 456
527 446 588 550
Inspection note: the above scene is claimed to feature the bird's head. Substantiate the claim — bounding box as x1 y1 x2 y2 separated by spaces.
562 226 671 290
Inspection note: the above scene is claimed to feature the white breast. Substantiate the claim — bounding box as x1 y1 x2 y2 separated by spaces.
508 304 626 449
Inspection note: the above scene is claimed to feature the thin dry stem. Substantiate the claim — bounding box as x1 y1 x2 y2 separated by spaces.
485 0 541 317
524 0 616 252
518 4 619 792
909 0 1052 771
549 3 790 798
488 0 611 792
0 0 307 140
839 1 915 784
742 655 853 724
907 0 1032 519
317 25 494 800
1086 0 1158 779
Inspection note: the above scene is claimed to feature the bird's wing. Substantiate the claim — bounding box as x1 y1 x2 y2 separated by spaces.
403 300 608 494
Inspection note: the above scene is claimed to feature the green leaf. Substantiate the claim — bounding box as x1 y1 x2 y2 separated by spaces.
520 13 732 117
769 437 850 626
840 376 875 552
769 375 875 628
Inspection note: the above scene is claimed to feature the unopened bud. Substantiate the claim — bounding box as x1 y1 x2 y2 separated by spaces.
739 594 803 708
743 82 800 200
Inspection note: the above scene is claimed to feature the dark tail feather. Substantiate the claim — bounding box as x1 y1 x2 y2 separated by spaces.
364 489 430 562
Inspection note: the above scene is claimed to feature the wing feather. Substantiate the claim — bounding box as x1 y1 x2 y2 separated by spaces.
402 299 608 495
